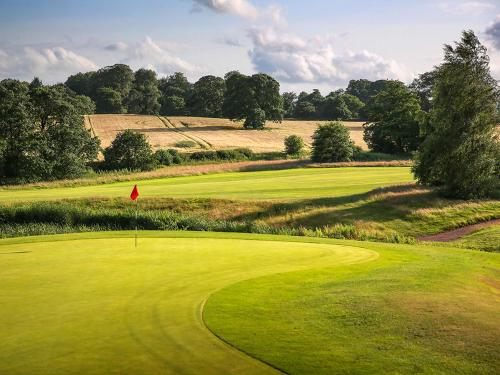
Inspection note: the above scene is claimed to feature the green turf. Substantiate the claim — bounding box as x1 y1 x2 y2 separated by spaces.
0 231 376 375
205 241 500 374
0 167 412 202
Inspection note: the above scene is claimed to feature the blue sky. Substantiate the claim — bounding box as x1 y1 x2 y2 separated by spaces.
1 0 499 92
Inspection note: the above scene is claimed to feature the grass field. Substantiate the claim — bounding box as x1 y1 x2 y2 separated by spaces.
0 167 413 202
0 231 376 375
85 114 367 152
1 231 498 374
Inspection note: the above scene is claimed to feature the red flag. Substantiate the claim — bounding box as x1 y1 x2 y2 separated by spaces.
130 185 139 201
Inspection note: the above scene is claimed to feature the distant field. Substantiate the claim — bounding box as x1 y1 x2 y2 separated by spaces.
85 114 367 152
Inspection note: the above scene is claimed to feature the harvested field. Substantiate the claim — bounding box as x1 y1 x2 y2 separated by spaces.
86 114 367 152
85 114 190 149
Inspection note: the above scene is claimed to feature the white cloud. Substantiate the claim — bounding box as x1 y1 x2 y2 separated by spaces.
247 27 408 86
192 0 259 19
191 0 285 25
0 45 97 82
123 36 198 75
439 1 494 15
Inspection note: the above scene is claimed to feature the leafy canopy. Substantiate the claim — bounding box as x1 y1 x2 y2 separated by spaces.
413 30 500 198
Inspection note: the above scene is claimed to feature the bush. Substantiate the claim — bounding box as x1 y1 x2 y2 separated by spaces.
233 148 254 159
243 108 266 129
311 122 354 162
154 149 174 166
188 151 218 161
175 140 197 148
284 135 304 156
103 130 156 171
155 149 185 166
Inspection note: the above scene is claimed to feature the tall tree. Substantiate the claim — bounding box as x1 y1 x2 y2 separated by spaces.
126 69 161 115
413 30 499 198
189 75 225 117
0 79 99 181
282 92 297 118
223 72 283 129
409 71 438 112
363 81 423 154
159 72 192 115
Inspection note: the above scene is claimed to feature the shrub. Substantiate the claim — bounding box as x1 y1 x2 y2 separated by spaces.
284 135 304 156
155 149 174 166
311 122 354 162
233 148 254 159
175 140 197 148
103 130 156 171
188 151 218 161
243 108 266 129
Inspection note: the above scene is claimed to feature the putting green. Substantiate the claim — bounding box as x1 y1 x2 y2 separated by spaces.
0 231 377 375
0 167 412 202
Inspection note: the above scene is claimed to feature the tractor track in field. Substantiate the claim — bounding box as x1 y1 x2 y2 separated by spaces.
159 116 213 149
419 218 500 242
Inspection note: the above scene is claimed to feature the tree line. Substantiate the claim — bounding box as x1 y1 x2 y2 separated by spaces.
0 30 498 199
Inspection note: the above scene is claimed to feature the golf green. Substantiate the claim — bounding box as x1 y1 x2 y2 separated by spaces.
0 167 412 202
0 231 376 375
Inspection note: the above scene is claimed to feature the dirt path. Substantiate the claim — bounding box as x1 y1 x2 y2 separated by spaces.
419 218 500 242
159 116 213 149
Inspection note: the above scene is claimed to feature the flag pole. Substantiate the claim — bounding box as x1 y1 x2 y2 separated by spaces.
135 196 138 248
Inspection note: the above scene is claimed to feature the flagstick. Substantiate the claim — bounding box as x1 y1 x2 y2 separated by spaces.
135 197 138 248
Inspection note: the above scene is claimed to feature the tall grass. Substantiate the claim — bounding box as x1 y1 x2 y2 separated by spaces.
0 202 415 243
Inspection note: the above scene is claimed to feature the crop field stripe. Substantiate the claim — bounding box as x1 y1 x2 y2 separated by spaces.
158 116 212 149
0 231 377 375
0 167 414 202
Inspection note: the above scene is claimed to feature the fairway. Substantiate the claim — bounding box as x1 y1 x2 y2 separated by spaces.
0 231 376 375
0 167 412 202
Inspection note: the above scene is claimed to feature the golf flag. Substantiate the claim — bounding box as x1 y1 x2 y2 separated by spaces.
130 185 139 201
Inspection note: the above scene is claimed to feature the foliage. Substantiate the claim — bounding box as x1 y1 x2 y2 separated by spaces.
189 75 225 117
311 122 355 162
223 71 283 128
159 72 192 115
363 81 423 154
126 69 161 115
94 87 124 113
293 101 316 119
413 30 500 198
409 71 438 112
322 94 352 120
284 135 304 156
243 107 266 129
0 79 100 182
103 129 156 171
282 92 297 117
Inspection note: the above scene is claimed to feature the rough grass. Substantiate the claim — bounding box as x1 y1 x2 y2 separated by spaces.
449 225 500 251
205 240 500 374
87 114 368 152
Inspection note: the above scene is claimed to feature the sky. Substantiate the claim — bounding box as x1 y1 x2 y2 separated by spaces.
1 0 499 93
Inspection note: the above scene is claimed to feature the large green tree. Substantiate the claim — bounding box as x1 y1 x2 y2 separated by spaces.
126 69 161 115
0 79 100 181
159 72 192 115
223 72 283 129
189 75 225 117
311 122 354 162
413 30 499 198
103 129 156 171
363 81 423 154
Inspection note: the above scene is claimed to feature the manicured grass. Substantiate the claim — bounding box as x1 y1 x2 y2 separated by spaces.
205 240 500 374
0 167 413 202
0 231 376 375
